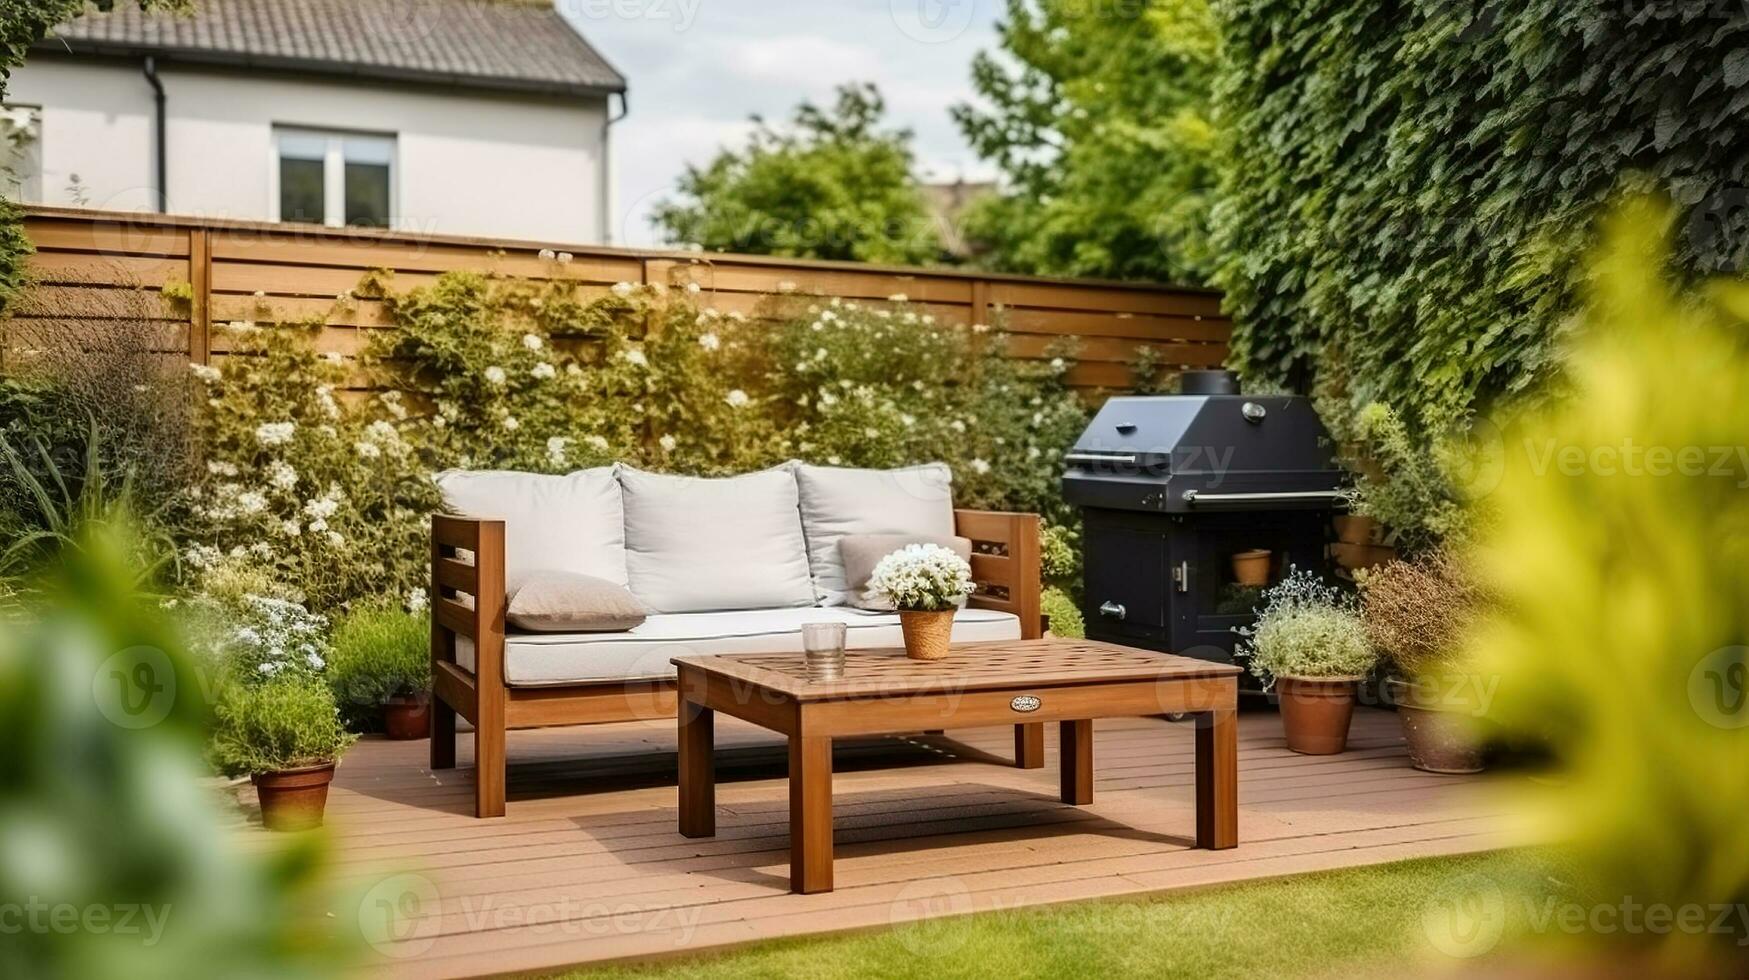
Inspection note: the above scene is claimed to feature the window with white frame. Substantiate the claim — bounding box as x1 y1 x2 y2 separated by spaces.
1 105 42 204
274 128 395 228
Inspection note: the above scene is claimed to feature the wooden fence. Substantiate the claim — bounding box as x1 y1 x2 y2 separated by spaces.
13 206 1230 395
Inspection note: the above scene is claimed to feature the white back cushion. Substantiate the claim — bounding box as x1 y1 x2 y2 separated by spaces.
794 462 956 605
618 464 816 613
434 468 627 595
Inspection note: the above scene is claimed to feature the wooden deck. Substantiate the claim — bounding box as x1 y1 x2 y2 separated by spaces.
300 707 1511 978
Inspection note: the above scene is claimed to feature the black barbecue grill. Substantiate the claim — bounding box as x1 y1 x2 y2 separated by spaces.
1062 370 1348 663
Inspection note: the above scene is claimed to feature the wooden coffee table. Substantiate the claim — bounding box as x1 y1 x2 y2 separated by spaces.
672 637 1242 894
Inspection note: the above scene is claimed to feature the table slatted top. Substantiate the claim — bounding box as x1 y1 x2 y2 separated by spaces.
671 638 1241 702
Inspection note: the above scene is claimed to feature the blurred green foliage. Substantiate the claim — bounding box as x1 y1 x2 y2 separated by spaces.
0 514 347 978
1470 200 1749 962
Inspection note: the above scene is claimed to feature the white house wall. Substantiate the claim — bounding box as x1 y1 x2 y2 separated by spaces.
9 57 610 242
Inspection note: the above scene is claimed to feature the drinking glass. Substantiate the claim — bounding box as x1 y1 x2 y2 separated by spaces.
802 622 848 680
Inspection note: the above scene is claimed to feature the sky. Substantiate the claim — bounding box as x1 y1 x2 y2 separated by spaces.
557 0 1008 247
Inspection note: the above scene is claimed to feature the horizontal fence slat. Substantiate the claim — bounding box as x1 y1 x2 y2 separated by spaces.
26 218 191 258
18 207 1232 396
213 231 642 283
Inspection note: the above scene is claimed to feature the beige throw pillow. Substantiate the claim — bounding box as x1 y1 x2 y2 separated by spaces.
839 533 974 611
508 571 650 633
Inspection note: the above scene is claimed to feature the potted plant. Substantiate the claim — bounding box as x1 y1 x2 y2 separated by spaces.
867 543 976 661
327 603 432 740
1237 568 1377 754
1230 549 1272 587
210 676 356 831
1358 552 1487 773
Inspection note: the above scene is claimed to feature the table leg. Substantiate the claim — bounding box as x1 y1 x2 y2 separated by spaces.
1060 719 1093 805
678 699 715 838
789 734 833 894
1015 722 1045 769
1195 708 1238 849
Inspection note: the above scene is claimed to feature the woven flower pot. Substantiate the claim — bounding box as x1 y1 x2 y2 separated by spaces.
252 761 337 832
899 609 954 661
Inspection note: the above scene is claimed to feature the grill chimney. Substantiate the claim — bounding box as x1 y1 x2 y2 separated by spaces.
1178 369 1239 395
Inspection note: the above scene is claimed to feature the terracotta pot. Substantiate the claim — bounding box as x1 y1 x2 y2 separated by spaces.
383 693 431 741
899 609 954 661
1231 549 1272 587
1388 679 1486 774
252 762 337 832
1274 676 1361 754
1331 541 1398 572
1333 514 1381 545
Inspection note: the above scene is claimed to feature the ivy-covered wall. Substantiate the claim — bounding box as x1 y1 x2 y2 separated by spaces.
1209 0 1749 433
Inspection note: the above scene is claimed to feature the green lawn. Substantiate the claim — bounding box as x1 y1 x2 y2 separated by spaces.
564 851 1560 980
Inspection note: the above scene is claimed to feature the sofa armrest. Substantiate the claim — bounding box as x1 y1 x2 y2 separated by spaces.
431 515 506 717
954 509 1043 639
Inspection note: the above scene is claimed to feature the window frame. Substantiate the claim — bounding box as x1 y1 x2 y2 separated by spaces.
270 126 397 229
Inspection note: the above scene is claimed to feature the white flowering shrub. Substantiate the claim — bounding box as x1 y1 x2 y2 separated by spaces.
196 595 332 685
761 296 1088 525
1235 568 1377 687
184 319 438 610
174 270 1095 612
866 543 976 611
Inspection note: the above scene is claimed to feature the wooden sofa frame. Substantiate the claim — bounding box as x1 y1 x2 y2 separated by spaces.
430 509 1044 817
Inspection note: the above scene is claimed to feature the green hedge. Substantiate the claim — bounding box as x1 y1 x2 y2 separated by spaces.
1209 0 1749 433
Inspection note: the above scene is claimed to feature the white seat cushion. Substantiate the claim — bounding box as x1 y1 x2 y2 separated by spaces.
618 464 815 613
795 462 956 605
456 606 1023 686
435 467 626 594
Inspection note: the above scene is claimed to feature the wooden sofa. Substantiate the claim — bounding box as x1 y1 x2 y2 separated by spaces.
430 509 1043 818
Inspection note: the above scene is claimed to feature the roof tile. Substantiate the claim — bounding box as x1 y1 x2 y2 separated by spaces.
42 0 625 95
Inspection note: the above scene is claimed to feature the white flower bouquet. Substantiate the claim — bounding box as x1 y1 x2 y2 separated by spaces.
866 544 975 612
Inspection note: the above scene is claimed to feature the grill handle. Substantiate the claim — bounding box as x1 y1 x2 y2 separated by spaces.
1097 601 1127 621
1065 452 1139 466
1181 489 1346 506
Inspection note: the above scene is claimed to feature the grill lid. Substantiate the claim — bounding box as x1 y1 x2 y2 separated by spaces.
1062 394 1347 512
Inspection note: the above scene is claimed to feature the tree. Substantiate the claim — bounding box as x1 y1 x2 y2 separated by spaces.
0 0 187 314
953 0 1219 284
653 83 944 266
